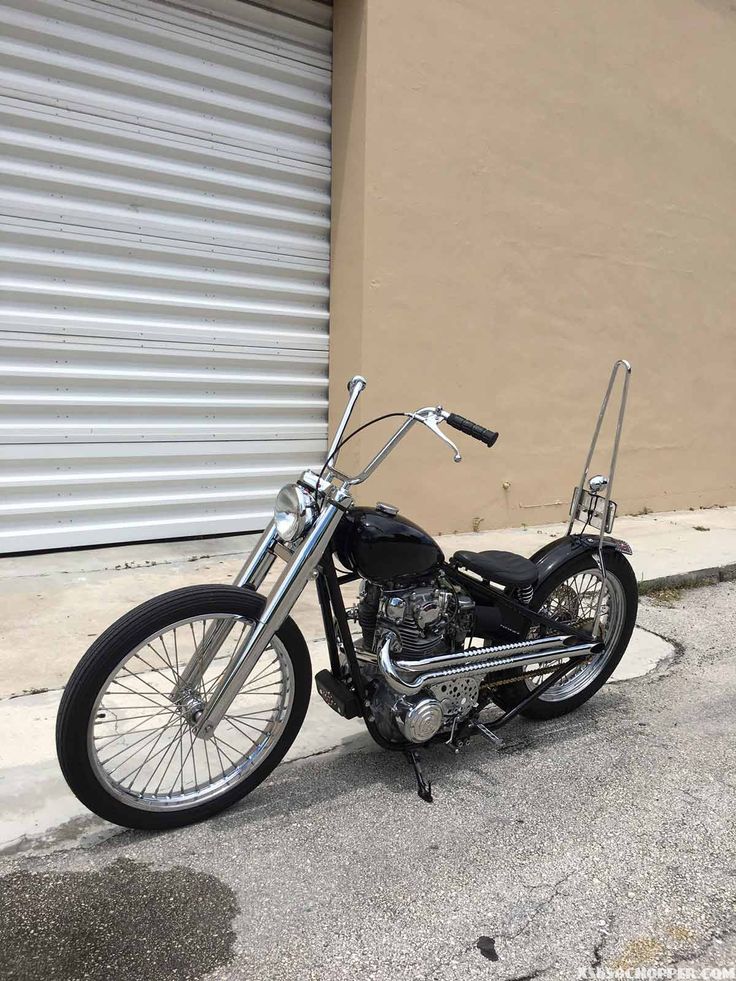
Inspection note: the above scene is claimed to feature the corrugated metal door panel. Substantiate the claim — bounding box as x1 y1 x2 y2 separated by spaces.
169 0 332 50
0 0 332 553
0 439 324 551
1 222 329 349
0 333 329 443
0 0 331 161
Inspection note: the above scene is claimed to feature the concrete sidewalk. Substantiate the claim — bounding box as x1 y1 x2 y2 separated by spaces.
2 504 735 700
0 505 734 852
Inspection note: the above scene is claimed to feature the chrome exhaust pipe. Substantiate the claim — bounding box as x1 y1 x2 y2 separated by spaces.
378 634 599 696
394 633 574 674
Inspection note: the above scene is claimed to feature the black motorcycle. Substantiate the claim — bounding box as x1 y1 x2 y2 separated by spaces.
57 361 636 829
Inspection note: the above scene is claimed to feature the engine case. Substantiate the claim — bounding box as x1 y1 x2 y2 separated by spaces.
395 697 444 743
358 576 477 742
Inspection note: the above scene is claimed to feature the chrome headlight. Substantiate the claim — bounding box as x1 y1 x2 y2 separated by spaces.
273 483 316 542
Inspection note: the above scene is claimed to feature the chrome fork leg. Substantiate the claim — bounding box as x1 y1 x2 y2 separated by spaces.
173 524 279 696
232 523 279 591
174 618 240 695
194 502 346 740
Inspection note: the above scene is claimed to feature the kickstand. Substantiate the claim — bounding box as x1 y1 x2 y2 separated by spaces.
406 749 434 803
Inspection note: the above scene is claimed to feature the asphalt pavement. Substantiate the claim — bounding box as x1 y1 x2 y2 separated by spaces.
1 580 734 981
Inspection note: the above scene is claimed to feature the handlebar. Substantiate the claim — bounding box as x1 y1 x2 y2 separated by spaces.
321 378 500 489
444 412 499 448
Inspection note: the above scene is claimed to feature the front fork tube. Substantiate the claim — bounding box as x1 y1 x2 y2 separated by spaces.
174 524 279 695
193 502 347 740
233 522 279 590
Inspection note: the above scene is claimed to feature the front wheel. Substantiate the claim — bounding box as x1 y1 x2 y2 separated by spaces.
491 551 638 720
56 585 311 830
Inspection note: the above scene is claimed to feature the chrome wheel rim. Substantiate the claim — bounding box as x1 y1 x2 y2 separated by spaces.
87 616 294 811
524 568 626 701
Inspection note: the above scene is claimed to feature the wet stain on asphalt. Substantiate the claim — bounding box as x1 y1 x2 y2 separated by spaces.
0 858 238 981
0 815 117 858
476 935 499 961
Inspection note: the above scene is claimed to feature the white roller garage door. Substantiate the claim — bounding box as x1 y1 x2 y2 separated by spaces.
0 0 332 553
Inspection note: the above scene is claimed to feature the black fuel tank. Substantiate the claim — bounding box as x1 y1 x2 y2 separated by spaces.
333 506 444 585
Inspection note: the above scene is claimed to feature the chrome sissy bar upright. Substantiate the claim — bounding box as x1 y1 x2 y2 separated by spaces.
566 359 632 635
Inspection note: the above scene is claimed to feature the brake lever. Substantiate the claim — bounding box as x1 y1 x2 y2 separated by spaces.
411 407 462 463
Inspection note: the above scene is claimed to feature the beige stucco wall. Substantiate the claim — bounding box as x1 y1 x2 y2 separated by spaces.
330 0 736 535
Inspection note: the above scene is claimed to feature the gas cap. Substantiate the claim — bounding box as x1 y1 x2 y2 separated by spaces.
375 502 399 516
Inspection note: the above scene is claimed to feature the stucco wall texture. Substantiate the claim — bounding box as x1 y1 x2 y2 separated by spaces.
329 0 736 535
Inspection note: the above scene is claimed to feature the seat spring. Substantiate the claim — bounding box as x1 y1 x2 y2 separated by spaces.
517 584 534 606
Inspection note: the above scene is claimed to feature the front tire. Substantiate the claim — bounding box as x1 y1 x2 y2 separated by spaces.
56 585 311 830
491 551 637 720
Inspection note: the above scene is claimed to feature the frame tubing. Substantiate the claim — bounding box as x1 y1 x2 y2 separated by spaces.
314 569 344 677
443 565 596 645
481 656 589 732
318 550 369 704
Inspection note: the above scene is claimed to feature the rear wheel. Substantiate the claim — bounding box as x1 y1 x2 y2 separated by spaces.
56 585 311 830
491 551 637 719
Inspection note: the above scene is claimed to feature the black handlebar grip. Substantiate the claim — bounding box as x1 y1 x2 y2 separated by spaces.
445 413 499 448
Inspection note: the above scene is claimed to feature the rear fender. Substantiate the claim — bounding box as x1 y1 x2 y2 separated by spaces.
499 534 632 635
530 534 633 587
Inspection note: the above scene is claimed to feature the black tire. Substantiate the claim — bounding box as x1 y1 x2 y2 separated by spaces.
56 585 311 831
491 551 638 720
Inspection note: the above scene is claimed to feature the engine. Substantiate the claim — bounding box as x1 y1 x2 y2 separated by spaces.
356 577 479 743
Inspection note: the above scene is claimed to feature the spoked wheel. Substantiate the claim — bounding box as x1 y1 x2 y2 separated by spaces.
57 586 311 830
491 551 637 719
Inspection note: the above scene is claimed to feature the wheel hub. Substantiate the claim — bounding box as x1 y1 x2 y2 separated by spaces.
173 688 205 725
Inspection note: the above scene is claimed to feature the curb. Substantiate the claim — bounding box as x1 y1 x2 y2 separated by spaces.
638 562 736 595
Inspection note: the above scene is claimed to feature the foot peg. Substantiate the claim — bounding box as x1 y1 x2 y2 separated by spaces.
406 750 433 803
315 670 361 719
470 720 506 750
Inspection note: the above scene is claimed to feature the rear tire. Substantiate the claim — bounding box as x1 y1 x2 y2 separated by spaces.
56 585 311 830
491 551 637 720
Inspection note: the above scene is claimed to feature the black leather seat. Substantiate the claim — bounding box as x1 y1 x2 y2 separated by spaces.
452 549 538 587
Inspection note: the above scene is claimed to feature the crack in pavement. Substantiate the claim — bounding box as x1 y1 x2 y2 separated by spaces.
591 912 616 968
496 872 576 942
504 970 551 981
